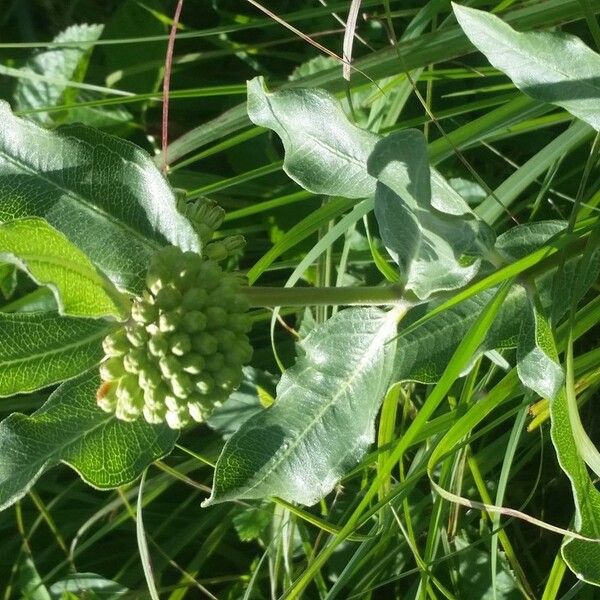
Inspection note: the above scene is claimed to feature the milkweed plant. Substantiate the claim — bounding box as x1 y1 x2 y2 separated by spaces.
0 2 599 597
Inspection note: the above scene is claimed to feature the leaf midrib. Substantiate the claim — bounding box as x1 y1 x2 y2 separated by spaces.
235 310 397 498
0 325 107 369
265 91 377 185
4 251 106 288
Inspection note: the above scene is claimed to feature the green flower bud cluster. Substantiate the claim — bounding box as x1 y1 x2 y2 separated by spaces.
177 197 246 261
178 196 225 245
205 235 246 262
97 246 253 429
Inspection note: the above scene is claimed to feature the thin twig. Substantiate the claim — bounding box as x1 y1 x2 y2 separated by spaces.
162 0 185 174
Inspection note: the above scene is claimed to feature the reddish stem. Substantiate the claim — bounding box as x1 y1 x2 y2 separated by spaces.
162 0 184 174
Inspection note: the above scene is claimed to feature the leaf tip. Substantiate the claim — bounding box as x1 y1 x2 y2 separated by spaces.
247 76 270 126
452 2 478 27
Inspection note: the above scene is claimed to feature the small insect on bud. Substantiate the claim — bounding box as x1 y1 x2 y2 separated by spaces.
96 381 118 412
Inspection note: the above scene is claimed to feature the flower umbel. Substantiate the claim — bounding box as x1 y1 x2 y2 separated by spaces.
97 246 253 429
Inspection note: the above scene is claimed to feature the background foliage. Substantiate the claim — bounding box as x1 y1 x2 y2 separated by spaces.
0 0 599 598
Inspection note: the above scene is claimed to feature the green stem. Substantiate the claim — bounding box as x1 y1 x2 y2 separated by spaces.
242 284 410 308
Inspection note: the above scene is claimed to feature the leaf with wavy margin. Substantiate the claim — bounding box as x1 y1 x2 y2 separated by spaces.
0 371 178 511
204 307 400 506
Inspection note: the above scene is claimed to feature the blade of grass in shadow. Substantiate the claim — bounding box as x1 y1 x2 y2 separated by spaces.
136 470 160 600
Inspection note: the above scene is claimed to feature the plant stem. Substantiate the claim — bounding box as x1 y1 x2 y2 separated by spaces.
242 284 410 308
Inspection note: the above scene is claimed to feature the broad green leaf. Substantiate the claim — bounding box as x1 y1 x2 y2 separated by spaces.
517 293 564 400
495 220 567 261
247 76 378 199
0 217 127 318
49 573 129 600
208 367 277 440
0 102 199 294
247 77 492 216
369 131 494 298
13 23 133 130
0 311 111 397
247 78 495 298
204 307 400 506
453 3 600 130
19 557 52 600
393 284 526 384
540 313 600 584
549 224 600 324
392 222 585 385
14 24 103 125
0 371 178 511
165 0 591 166
0 262 16 299
448 177 487 206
